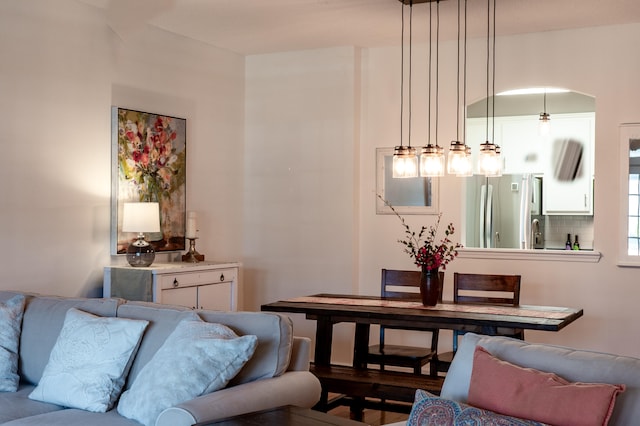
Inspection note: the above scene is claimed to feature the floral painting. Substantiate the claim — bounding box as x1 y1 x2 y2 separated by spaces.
111 107 187 255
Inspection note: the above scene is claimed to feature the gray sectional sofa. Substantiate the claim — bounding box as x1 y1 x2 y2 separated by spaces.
0 290 321 426
386 332 640 425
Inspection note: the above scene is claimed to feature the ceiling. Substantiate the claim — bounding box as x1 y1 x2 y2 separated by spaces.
79 0 640 55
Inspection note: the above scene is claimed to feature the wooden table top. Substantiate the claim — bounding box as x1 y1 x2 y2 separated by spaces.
262 293 583 332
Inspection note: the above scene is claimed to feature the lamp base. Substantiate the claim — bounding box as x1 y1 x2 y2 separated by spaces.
126 236 155 267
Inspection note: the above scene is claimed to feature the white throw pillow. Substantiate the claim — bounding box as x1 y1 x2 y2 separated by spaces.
117 318 258 426
0 294 26 392
29 308 148 412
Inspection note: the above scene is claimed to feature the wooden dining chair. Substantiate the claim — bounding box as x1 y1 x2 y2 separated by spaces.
434 272 524 374
366 269 443 376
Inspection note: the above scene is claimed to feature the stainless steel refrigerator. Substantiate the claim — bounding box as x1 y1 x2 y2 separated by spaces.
464 174 542 249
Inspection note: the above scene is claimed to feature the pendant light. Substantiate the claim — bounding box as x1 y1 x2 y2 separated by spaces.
447 0 473 176
477 0 502 177
420 0 445 177
393 1 418 178
539 89 551 135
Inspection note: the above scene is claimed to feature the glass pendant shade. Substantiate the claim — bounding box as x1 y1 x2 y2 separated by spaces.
393 146 419 178
455 145 473 177
539 112 551 135
489 145 503 177
478 142 501 177
420 145 445 177
447 141 469 175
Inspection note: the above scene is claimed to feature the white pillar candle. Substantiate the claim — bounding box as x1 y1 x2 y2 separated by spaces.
186 211 197 238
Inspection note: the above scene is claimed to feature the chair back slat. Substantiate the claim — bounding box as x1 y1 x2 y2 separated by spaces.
381 269 444 302
453 273 521 306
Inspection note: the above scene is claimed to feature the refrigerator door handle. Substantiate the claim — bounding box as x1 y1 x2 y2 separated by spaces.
519 174 533 249
479 183 494 248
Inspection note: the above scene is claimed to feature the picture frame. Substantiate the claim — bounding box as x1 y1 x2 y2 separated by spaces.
376 147 439 215
111 107 187 255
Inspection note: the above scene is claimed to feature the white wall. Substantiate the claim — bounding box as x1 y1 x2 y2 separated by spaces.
244 47 360 361
0 1 244 297
360 24 640 359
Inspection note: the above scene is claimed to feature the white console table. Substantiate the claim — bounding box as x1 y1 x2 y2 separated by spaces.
103 261 240 311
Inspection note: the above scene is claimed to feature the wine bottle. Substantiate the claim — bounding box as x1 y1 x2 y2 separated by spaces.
565 234 572 250
573 235 580 250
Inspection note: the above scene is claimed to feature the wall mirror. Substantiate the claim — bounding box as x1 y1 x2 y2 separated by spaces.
463 89 596 250
376 147 439 214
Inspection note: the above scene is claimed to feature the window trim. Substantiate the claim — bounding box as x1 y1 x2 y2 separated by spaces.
618 123 640 267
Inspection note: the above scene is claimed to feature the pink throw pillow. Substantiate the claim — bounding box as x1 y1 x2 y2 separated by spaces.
468 346 625 426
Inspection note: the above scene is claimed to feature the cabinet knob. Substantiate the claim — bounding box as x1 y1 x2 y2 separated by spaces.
219 273 225 282
173 278 179 287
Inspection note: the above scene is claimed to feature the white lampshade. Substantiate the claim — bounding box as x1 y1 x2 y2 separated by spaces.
122 202 161 233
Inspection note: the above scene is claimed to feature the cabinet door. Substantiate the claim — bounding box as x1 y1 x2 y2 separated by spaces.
543 114 594 215
160 286 197 309
197 283 233 311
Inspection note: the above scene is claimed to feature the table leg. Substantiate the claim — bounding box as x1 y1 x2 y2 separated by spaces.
353 323 370 369
350 323 371 421
314 317 334 413
314 318 334 366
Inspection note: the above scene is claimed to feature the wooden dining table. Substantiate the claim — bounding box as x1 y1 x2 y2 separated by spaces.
261 294 583 416
262 293 583 367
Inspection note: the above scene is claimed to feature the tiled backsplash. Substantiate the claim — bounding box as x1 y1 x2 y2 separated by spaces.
543 215 594 250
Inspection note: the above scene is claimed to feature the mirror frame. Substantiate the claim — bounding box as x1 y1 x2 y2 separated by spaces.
375 147 439 215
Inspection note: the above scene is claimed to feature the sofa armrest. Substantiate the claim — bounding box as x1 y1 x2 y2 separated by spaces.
288 336 311 371
156 371 322 426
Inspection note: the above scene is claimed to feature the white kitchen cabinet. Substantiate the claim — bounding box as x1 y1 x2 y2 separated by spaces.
468 113 594 215
542 113 594 215
467 116 544 175
103 261 240 311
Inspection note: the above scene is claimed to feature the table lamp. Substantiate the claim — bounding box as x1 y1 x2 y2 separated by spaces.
122 202 161 267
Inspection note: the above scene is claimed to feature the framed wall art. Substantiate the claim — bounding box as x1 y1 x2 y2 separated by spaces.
111 107 187 255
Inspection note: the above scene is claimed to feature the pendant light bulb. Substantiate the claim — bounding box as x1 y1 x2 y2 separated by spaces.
420 144 445 177
393 146 419 178
478 141 501 176
539 90 551 135
456 145 473 177
447 140 469 175
539 112 551 135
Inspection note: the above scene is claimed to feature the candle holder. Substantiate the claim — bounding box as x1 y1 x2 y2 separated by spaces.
182 238 205 263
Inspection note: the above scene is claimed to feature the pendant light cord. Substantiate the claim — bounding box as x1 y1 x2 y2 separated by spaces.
409 2 413 148
456 0 460 141
463 0 467 144
492 0 496 144
435 0 440 148
485 0 490 142
400 3 405 148
427 1 432 146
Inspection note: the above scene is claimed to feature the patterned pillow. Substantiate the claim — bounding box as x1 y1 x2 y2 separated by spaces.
29 308 149 412
117 318 258 426
0 294 26 392
407 389 547 426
